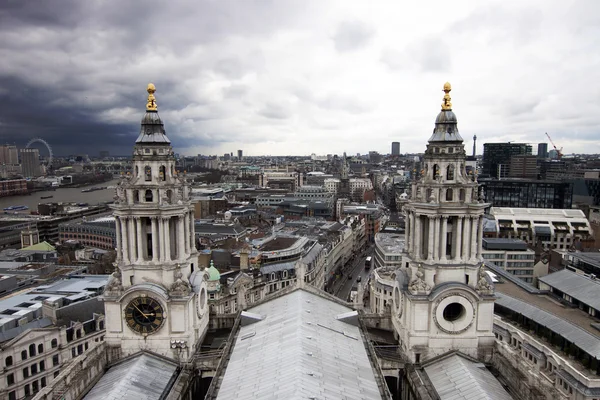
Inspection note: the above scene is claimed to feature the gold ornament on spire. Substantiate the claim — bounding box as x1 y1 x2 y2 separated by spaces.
441 82 452 111
146 83 158 111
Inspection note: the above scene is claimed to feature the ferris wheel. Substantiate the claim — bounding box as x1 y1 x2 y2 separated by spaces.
26 138 53 166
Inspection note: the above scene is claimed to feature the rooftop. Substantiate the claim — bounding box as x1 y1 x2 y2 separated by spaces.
375 233 405 254
539 269 600 311
422 353 512 400
84 353 178 400
493 272 600 339
490 207 586 219
215 289 384 400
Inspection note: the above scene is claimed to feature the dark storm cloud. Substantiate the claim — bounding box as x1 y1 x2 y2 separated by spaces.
332 21 374 52
0 0 310 155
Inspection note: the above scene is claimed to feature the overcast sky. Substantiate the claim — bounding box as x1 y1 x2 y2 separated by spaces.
1 0 599 157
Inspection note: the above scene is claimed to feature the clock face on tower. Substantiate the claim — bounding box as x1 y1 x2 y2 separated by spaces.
125 296 165 335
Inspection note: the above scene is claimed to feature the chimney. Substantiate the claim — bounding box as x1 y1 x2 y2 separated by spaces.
198 252 211 270
296 262 306 289
240 250 249 271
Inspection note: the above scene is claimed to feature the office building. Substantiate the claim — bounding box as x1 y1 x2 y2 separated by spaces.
480 178 573 209
482 143 532 178
391 141 400 156
508 155 538 179
537 143 548 159
19 148 41 178
0 145 19 165
237 149 242 160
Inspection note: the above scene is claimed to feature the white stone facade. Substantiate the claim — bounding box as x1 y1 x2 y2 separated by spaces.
102 86 209 363
482 248 536 283
369 268 395 314
390 86 496 364
0 319 105 400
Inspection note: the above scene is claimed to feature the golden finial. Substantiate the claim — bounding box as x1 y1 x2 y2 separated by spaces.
146 83 158 111
441 82 452 111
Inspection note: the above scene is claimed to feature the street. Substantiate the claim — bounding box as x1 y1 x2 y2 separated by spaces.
332 245 374 302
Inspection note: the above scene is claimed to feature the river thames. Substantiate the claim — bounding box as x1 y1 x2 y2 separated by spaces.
0 179 121 212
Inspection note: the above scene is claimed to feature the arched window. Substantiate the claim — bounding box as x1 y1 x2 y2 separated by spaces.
5 356 13 367
459 189 466 201
134 190 140 203
166 190 173 202
145 190 153 202
433 164 440 179
426 188 433 201
135 166 139 176
446 189 453 201
159 165 166 181
144 166 152 181
21 350 27 360
38 344 43 354
446 164 455 181
51 339 58 349
29 344 36 357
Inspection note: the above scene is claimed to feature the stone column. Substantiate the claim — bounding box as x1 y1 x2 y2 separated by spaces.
178 215 186 260
405 211 411 253
470 217 478 260
136 217 144 263
189 212 195 252
477 217 485 258
454 216 463 261
433 216 440 260
414 214 422 260
184 213 190 255
427 216 434 261
115 217 122 261
121 218 129 264
128 217 137 263
440 216 448 262
151 217 159 262
163 217 171 261
463 216 471 260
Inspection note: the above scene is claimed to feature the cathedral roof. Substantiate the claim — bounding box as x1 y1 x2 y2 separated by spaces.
428 82 463 143
135 83 171 145
214 289 384 399
422 353 513 399
84 353 178 400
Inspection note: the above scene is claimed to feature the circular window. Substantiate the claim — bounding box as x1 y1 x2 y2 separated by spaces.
200 288 206 308
443 302 465 322
434 294 475 334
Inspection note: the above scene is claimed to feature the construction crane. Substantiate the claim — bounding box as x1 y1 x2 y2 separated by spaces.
545 132 563 159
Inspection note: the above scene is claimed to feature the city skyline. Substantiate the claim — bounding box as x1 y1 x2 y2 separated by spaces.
1 1 599 157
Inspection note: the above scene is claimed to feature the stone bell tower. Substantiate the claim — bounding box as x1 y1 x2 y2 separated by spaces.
391 83 495 363
102 84 209 362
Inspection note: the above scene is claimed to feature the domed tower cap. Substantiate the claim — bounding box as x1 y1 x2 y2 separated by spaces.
428 82 463 143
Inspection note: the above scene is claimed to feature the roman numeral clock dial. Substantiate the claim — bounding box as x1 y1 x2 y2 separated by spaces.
125 297 165 335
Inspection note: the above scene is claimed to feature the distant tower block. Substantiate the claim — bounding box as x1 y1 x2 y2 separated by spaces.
391 142 400 156
238 149 243 160
472 135 477 157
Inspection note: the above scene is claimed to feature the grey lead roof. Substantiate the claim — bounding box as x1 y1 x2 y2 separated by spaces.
423 354 513 400
84 353 178 400
135 111 171 145
216 289 383 400
539 269 600 311
496 293 600 359
428 110 463 143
